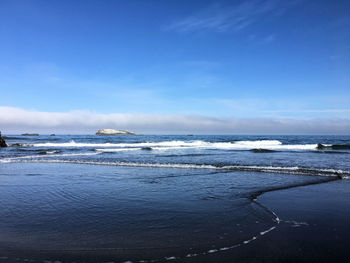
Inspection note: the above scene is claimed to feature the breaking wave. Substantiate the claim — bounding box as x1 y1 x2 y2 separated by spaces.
24 140 322 151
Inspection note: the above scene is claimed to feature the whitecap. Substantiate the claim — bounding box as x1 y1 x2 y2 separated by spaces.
30 140 319 151
95 148 142 152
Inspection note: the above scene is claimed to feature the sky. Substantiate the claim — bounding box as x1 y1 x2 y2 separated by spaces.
0 0 349 134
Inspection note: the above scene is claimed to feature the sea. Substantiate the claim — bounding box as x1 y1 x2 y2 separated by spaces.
0 135 349 262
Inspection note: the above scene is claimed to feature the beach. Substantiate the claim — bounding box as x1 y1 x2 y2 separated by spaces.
183 179 350 263
0 135 349 262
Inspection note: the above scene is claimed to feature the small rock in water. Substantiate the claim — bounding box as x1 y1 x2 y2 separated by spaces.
0 131 7 147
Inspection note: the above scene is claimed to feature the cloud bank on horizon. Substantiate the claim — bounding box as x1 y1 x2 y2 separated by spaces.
1 107 349 135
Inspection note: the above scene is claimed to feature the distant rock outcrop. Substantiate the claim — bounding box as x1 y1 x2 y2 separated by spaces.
50 134 56 136
22 133 39 136
96 129 135 135
0 132 7 147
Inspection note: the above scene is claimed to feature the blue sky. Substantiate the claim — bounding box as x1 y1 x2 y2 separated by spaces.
0 0 349 133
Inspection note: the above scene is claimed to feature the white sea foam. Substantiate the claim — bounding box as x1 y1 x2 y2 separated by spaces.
32 140 198 148
1 152 100 161
95 148 142 152
283 220 309 227
30 140 319 151
3 158 349 178
233 140 282 146
45 150 59 154
260 226 276 235
243 236 257 244
182 224 277 259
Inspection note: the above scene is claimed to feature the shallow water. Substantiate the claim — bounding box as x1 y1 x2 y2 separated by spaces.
0 135 349 261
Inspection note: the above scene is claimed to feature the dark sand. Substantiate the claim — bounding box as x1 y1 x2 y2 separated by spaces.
181 179 350 263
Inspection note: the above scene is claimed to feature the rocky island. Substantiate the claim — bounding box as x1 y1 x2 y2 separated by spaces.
22 133 39 136
96 129 135 135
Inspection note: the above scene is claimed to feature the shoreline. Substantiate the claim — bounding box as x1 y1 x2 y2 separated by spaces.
0 163 349 262
176 178 350 263
236 178 350 263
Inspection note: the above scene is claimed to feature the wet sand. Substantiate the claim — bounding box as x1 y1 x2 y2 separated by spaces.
0 164 349 263
181 179 350 263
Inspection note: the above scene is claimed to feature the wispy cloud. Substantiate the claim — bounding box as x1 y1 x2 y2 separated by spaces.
1 106 349 135
165 0 294 33
262 34 276 44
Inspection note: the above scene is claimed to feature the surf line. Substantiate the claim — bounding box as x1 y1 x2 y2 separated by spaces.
245 175 342 240
0 164 344 262
3 158 350 179
247 175 342 201
247 176 341 225
210 175 343 263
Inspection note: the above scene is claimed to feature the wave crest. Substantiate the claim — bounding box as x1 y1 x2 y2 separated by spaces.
2 158 349 179
26 140 321 151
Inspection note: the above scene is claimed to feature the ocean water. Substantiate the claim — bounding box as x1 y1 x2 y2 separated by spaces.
0 135 349 262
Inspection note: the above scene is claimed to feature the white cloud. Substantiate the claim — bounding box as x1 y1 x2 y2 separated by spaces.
164 0 295 33
262 34 276 44
0 106 349 135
